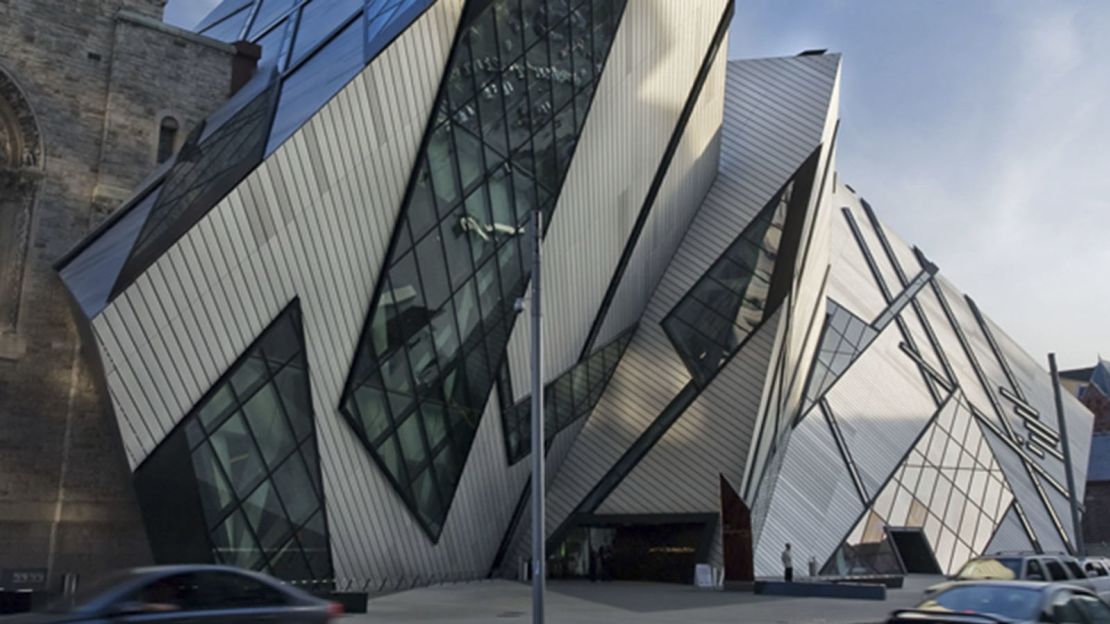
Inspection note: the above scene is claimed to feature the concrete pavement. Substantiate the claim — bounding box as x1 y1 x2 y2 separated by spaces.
350 576 943 624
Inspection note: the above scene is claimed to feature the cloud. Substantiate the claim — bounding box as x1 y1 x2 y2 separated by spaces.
730 1 1110 368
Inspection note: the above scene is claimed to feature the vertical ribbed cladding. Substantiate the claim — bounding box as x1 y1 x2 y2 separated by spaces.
81 0 736 588
494 0 732 573
86 0 471 586
983 503 1036 553
524 52 843 568
500 0 731 405
596 306 782 517
752 392 867 576
764 178 1094 574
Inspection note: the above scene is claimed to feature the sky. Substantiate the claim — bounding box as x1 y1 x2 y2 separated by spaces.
163 0 1110 369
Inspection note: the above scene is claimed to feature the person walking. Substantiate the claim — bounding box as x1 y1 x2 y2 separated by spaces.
589 547 598 582
601 545 614 581
782 543 794 582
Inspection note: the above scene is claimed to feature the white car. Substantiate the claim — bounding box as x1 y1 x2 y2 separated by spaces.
929 553 1110 602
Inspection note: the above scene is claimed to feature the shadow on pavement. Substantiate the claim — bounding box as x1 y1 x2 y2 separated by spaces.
547 580 791 613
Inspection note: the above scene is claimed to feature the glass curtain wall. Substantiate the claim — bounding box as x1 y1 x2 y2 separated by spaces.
340 0 629 539
803 301 877 412
821 394 1014 576
501 325 635 464
137 301 333 584
662 183 790 387
110 0 436 296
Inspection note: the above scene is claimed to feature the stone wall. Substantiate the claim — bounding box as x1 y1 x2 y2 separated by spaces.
1084 480 1110 553
1082 386 1110 433
0 0 233 590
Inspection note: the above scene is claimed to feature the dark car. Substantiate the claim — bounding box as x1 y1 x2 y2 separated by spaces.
1 565 341 624
888 580 1110 623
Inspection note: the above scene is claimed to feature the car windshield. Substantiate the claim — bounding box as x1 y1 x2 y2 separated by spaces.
920 585 1041 621
43 570 139 613
956 557 1023 580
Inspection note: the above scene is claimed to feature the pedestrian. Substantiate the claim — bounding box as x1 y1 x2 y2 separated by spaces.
589 548 598 582
602 546 614 581
782 543 793 582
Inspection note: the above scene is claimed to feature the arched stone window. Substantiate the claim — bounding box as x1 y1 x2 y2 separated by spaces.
0 66 42 342
156 116 178 164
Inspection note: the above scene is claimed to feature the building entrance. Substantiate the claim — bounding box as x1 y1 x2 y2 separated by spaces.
889 528 943 574
550 514 716 584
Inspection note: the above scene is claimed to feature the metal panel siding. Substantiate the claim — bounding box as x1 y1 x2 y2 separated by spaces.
826 207 888 322
87 0 479 586
754 398 864 576
978 424 1068 554
979 313 1093 540
522 54 843 562
498 409 608 575
592 47 727 348
825 321 940 495
845 196 900 297
597 306 782 516
913 284 1001 425
937 278 1072 497
984 504 1035 553
504 0 729 403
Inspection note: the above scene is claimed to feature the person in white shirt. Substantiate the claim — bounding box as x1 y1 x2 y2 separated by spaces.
782 543 793 582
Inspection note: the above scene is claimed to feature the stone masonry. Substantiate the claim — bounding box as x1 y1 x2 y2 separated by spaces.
0 0 237 591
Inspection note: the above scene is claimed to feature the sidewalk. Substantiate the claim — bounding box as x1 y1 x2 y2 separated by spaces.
351 576 942 624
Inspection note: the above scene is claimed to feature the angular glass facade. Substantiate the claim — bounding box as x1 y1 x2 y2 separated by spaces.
501 325 635 464
95 0 436 299
125 84 278 277
820 511 904 576
662 183 790 387
803 300 877 411
135 302 333 584
822 393 1014 576
802 269 935 413
339 0 629 539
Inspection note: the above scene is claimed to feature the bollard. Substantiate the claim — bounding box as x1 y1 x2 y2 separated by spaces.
62 573 79 599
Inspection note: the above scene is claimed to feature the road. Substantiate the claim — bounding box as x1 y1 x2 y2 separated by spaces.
350 576 943 624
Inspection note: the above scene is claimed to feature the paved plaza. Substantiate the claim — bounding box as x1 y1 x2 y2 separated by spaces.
353 577 943 624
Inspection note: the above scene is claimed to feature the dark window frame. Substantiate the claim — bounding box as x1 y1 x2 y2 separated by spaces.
336 0 631 541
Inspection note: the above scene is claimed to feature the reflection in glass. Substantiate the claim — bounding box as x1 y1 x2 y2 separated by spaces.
502 326 635 464
340 0 629 539
108 0 441 300
157 302 332 583
802 301 878 413
662 183 792 387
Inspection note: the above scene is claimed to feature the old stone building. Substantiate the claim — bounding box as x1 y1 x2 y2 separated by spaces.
1063 362 1110 553
0 0 245 590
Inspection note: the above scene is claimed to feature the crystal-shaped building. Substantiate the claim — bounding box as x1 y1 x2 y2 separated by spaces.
55 0 1094 588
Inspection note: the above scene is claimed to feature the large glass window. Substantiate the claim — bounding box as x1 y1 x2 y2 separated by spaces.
802 301 878 412
340 0 629 539
501 325 635 464
126 84 278 276
143 301 333 584
106 0 439 298
661 183 790 387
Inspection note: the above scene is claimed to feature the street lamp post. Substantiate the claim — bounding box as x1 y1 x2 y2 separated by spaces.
1049 352 1084 556
529 210 545 624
